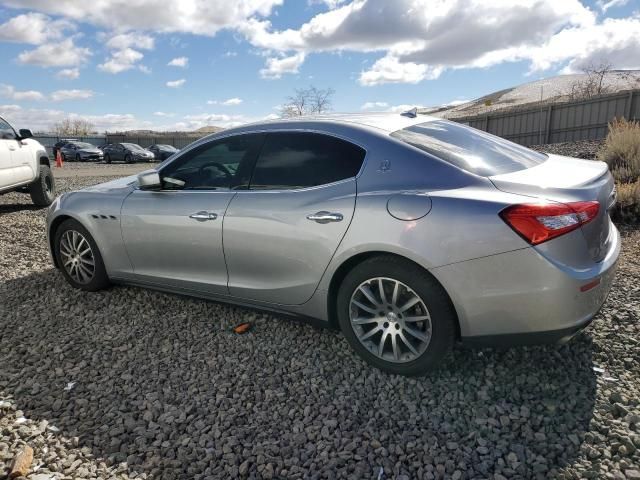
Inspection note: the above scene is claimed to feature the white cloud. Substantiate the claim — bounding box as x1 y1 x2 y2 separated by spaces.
387 103 425 113
208 98 243 105
237 0 640 83
168 56 189 67
97 32 154 74
17 38 91 67
0 12 74 45
598 0 629 13
260 52 305 79
166 79 186 88
222 97 243 106
98 48 144 74
360 101 388 110
56 68 80 79
50 89 94 101
3 0 283 36
0 84 45 101
105 32 154 50
0 104 147 132
153 111 174 116
360 56 438 86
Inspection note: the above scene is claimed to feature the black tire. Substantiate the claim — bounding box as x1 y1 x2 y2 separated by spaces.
29 165 55 206
53 219 110 291
105 154 111 164
125 154 133 164
76 153 83 162
337 255 457 376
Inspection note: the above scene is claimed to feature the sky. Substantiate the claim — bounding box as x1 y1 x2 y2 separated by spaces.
0 0 638 133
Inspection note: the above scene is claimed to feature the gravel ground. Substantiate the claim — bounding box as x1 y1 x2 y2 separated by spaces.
530 140 604 160
0 166 639 479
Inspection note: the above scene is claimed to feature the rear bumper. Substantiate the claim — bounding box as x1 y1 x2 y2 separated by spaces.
431 224 620 343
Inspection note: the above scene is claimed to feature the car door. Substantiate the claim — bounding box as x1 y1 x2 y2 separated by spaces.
0 118 32 186
224 131 367 305
120 133 265 294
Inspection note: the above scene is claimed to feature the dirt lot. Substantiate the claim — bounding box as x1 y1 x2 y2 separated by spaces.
0 164 639 479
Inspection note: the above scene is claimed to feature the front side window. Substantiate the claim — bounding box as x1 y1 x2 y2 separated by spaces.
390 120 547 176
249 132 366 190
160 133 265 190
0 117 16 140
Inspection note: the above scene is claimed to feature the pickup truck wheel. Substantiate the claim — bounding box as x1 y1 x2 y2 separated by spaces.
54 219 110 291
29 165 55 206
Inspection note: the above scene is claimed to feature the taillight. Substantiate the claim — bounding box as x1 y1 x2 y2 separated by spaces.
500 201 599 245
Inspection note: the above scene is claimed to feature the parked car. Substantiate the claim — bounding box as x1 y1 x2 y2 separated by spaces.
97 143 112 151
59 141 104 162
46 113 620 376
103 143 155 163
0 115 55 206
52 138 77 158
147 144 179 161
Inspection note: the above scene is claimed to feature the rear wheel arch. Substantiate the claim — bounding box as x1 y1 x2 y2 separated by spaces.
327 251 461 339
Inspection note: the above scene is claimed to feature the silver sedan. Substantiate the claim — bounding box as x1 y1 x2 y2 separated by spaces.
46 113 619 376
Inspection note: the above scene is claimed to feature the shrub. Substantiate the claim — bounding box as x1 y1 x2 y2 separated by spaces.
611 180 640 223
597 118 640 183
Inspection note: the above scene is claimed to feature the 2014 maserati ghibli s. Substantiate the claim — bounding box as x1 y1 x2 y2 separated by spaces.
46 113 619 376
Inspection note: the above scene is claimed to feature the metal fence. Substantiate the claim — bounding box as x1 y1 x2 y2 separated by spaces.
452 89 640 146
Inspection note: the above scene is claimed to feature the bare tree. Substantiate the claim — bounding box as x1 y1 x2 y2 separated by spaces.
50 118 96 136
280 86 335 117
568 62 613 100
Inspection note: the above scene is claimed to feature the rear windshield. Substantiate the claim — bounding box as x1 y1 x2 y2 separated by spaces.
390 120 547 176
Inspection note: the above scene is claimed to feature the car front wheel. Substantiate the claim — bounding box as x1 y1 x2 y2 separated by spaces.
337 256 457 376
54 219 110 291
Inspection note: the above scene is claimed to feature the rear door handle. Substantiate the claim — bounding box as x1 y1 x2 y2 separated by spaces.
189 211 218 221
306 211 343 223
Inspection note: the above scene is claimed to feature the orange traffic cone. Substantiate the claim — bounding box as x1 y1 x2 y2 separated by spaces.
55 150 63 168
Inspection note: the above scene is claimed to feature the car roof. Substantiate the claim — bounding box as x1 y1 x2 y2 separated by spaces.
244 112 436 134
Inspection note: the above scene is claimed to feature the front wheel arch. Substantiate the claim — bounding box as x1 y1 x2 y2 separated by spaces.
327 251 460 339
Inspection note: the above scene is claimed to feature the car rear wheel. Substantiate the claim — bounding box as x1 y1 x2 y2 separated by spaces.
105 154 111 164
337 256 456 376
54 219 110 291
29 165 55 206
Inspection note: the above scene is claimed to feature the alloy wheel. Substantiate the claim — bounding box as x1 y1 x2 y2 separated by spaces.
349 277 432 363
60 230 95 284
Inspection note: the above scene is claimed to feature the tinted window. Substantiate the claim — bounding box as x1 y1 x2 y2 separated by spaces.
160 134 264 190
0 117 15 140
250 132 366 190
390 120 547 176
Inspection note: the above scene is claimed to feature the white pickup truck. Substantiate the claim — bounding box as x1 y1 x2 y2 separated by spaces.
0 115 55 206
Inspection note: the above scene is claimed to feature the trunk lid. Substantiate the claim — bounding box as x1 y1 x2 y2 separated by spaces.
490 154 616 262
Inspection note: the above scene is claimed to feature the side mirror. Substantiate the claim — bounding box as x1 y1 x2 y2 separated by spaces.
137 170 161 190
18 129 33 139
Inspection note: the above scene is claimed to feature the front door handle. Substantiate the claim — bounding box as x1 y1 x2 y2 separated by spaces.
306 211 343 224
189 211 218 221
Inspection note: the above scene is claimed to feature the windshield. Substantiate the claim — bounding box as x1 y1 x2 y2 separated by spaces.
158 144 177 150
123 143 145 151
72 142 95 149
390 120 547 176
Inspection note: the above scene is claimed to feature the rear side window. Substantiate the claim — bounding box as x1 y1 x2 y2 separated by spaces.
250 132 366 190
390 120 547 176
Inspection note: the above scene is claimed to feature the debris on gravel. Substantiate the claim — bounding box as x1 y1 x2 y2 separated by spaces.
1 169 639 479
530 139 604 160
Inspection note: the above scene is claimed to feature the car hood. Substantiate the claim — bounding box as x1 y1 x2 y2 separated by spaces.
80 174 139 193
